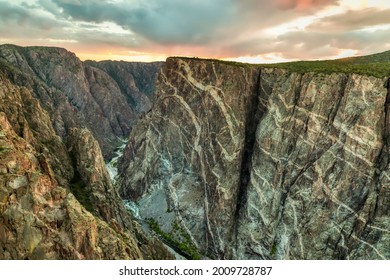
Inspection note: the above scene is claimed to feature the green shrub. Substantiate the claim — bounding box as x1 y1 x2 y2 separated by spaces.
147 218 201 260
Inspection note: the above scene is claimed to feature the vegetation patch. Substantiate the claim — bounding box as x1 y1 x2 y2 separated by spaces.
270 243 277 258
267 60 390 78
0 146 10 154
176 50 390 78
147 218 201 260
69 169 94 214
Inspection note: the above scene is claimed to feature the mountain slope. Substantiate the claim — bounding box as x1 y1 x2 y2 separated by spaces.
0 46 172 260
0 73 138 259
0 44 162 159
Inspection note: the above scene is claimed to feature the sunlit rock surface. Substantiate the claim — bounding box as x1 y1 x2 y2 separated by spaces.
0 69 172 260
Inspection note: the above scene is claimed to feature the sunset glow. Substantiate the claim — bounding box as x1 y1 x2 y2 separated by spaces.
1 0 389 63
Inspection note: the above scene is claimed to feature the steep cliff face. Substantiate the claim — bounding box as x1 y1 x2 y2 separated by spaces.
85 60 163 114
0 69 73 186
0 71 172 259
235 70 389 260
67 128 134 229
0 44 162 159
0 74 139 259
119 58 390 259
118 58 261 258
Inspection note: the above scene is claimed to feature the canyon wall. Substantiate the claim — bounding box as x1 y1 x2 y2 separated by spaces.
119 58 390 259
0 45 162 159
0 46 171 260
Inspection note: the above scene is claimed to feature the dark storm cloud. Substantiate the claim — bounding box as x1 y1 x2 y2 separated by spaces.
49 0 234 45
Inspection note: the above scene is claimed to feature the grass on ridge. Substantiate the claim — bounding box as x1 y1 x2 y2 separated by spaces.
174 50 390 78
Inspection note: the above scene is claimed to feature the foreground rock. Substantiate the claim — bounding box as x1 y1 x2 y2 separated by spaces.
0 72 172 259
119 58 390 259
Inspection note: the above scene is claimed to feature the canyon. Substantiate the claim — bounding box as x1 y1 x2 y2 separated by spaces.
0 45 170 259
1 45 389 259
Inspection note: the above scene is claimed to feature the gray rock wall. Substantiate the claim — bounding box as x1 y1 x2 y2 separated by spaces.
119 58 390 259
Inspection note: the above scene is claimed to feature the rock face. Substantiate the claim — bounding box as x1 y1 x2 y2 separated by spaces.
119 57 390 259
67 127 133 229
0 60 172 259
235 70 389 260
119 58 260 258
85 60 163 114
0 44 162 159
1 43 389 260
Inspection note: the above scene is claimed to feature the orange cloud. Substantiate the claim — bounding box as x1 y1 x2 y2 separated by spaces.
276 0 337 10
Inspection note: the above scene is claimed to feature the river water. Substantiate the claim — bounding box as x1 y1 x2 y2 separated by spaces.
105 138 186 259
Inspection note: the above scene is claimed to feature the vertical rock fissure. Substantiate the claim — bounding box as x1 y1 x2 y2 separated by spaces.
231 68 264 249
382 78 390 158
371 77 390 218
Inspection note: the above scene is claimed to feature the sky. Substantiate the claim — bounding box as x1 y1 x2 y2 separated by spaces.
0 0 390 63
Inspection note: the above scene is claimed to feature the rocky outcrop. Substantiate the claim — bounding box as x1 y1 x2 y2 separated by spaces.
0 75 141 259
66 127 172 260
0 71 172 259
67 127 134 229
0 69 73 186
0 44 162 159
118 57 390 259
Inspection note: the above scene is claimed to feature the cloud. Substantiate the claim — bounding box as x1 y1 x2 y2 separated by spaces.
0 2 45 29
223 4 390 60
48 0 340 45
0 1 69 37
307 7 390 31
1 0 389 62
229 26 390 60
48 0 234 45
